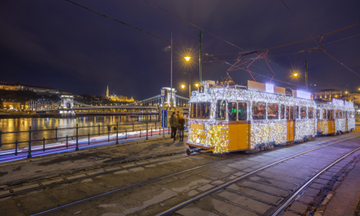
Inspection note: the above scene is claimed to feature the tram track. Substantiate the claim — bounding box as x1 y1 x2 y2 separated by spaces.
13 133 357 216
157 134 360 216
2 133 354 201
271 146 360 216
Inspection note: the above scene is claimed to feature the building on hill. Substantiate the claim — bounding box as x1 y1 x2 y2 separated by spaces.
0 82 70 95
105 86 135 103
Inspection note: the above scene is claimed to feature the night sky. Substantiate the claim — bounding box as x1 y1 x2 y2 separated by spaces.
0 0 359 99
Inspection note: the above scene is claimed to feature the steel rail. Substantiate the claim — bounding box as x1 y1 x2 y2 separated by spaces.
26 134 360 216
271 145 360 215
156 134 360 216
30 153 229 216
2 153 186 200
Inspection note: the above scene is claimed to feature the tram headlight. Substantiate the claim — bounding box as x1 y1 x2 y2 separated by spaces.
196 138 200 144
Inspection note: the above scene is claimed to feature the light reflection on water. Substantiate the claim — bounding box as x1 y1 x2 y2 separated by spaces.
0 115 158 150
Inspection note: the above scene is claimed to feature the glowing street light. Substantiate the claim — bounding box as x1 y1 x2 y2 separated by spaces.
195 83 199 88
293 72 298 77
181 84 185 89
184 56 191 62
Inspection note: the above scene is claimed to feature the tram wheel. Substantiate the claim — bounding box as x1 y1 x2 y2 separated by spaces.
186 148 191 156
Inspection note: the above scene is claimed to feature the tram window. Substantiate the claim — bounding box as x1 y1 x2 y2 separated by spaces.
252 102 266 120
309 107 314 119
216 100 226 120
300 107 307 119
228 102 237 121
289 106 294 120
280 105 285 119
328 110 334 120
190 103 196 118
267 103 279 120
336 110 343 119
316 109 320 119
322 109 327 120
295 106 300 119
344 111 347 119
197 102 211 119
238 102 247 120
286 106 290 119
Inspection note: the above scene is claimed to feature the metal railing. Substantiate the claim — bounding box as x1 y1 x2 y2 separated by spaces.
0 122 171 159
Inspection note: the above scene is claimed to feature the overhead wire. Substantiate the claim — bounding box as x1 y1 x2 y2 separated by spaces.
141 0 246 51
64 0 170 42
64 0 342 87
280 0 360 78
268 32 360 57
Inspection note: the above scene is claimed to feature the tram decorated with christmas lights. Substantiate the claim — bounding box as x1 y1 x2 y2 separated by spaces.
186 80 355 155
316 99 355 135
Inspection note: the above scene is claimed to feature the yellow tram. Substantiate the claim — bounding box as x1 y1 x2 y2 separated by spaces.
316 99 355 135
186 80 355 154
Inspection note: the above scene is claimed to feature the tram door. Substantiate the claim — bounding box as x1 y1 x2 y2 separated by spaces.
286 106 295 141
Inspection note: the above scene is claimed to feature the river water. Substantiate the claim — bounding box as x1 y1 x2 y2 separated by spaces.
0 115 159 150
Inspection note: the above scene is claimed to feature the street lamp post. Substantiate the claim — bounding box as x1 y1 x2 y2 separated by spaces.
184 56 192 98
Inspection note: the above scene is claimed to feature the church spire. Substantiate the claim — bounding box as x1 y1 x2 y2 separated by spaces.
106 85 109 98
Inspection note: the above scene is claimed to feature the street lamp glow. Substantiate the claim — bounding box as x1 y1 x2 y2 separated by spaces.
293 72 298 77
345 91 348 94
184 56 191 61
181 84 185 89
195 83 199 87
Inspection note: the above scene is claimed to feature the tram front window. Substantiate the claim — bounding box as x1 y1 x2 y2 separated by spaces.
238 102 247 120
252 102 266 120
267 103 278 120
322 109 327 119
228 102 237 121
197 102 211 119
216 100 226 120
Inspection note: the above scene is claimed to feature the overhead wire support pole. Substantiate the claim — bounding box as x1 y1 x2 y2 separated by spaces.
199 31 203 82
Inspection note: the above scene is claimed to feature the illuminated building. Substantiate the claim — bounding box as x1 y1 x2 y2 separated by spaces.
314 89 343 101
0 82 70 95
106 86 135 103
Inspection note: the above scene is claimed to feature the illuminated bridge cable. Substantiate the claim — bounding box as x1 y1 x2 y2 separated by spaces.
64 0 170 43
142 0 246 51
280 0 360 78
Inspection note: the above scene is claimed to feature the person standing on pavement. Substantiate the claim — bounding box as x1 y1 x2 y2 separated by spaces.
170 112 178 140
178 114 185 141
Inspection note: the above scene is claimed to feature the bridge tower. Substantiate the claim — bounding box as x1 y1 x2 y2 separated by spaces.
60 95 75 117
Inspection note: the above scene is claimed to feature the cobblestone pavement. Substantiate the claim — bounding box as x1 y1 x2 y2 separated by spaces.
0 129 359 216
